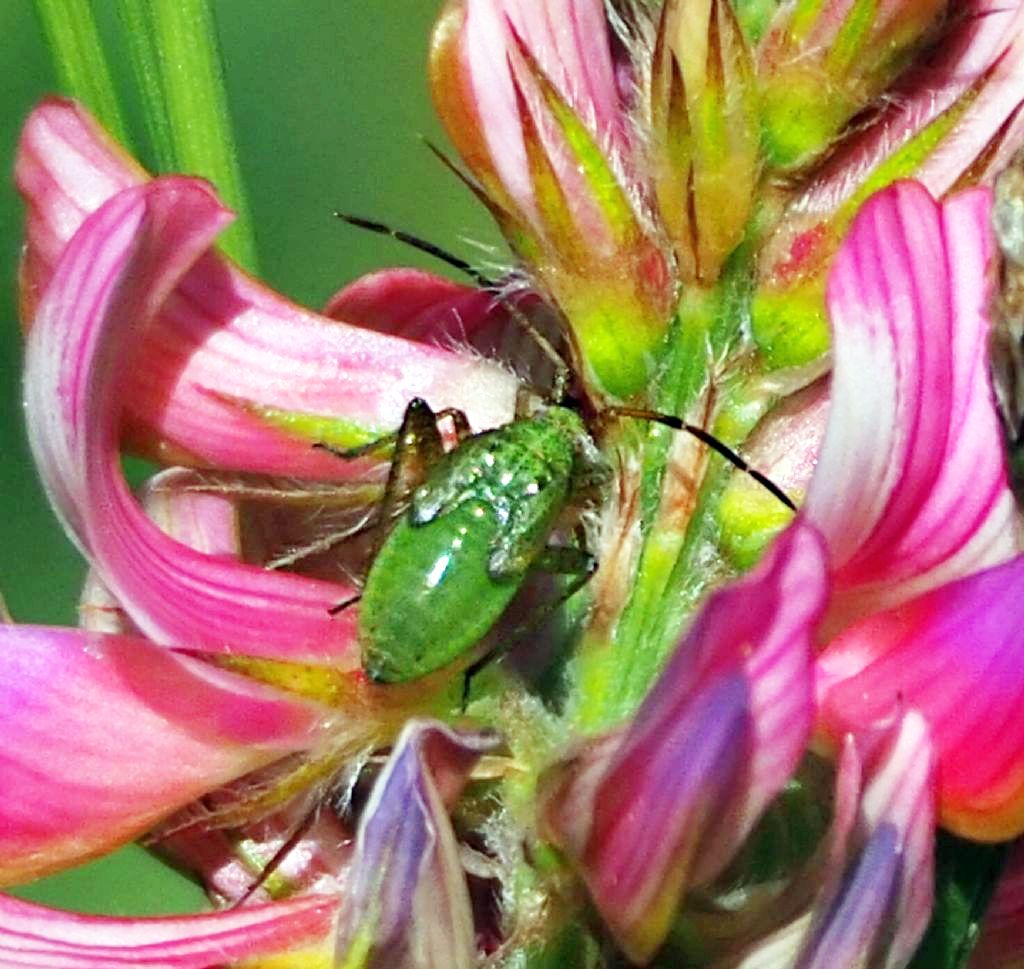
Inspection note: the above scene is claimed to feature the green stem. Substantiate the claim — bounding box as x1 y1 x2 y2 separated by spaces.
33 0 129 146
115 0 259 271
571 244 758 732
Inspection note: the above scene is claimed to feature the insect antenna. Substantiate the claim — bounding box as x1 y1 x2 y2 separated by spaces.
333 212 496 290
606 407 797 511
335 212 573 402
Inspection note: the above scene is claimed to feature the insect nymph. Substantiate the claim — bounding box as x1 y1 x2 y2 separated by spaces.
330 395 606 683
329 215 795 686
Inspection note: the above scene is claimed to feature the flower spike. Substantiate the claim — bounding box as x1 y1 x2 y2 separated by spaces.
430 0 675 399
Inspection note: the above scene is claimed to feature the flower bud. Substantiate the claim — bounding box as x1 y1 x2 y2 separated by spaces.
648 0 759 284
758 0 947 171
430 0 675 400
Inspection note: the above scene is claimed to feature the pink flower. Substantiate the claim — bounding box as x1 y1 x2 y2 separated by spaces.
9 0 1024 964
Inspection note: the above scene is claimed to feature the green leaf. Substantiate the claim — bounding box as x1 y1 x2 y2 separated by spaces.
33 0 129 146
115 0 259 271
906 832 1008 969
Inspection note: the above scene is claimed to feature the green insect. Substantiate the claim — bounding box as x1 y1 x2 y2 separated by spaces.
330 396 606 683
326 392 794 685
325 215 795 686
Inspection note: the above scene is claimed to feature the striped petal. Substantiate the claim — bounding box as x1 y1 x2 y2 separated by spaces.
541 521 828 964
323 267 566 389
818 553 1024 841
335 720 497 969
16 98 518 479
431 0 631 233
24 178 362 663
0 892 336 969
0 624 328 885
803 181 1019 620
717 714 935 969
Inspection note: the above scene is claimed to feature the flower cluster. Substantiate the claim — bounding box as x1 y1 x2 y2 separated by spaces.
6 2 1024 968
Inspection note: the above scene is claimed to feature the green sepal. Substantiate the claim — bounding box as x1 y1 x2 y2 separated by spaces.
750 283 830 370
718 480 795 570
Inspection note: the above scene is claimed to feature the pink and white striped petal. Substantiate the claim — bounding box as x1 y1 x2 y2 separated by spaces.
818 552 1024 841
803 182 1019 619
541 521 828 964
24 179 362 663
0 892 337 969
717 715 935 969
437 0 632 234
16 98 518 479
335 720 498 969
0 624 329 885
324 268 565 389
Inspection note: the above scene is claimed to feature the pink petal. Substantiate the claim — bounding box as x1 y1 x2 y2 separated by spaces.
17 99 518 480
0 892 336 968
803 182 1018 618
0 625 328 885
24 179 362 663
542 521 828 963
324 267 566 388
458 0 630 231
335 720 498 969
818 553 1024 840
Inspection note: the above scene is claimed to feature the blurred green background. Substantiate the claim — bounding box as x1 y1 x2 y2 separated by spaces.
2 0 502 914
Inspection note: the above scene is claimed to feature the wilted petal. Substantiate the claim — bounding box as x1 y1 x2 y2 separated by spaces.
803 182 1018 618
757 0 946 171
818 553 1024 840
541 522 828 963
431 0 630 232
754 2 1024 366
17 99 518 479
0 892 336 969
335 720 498 969
24 179 363 664
649 0 760 282
0 625 328 884
430 0 674 399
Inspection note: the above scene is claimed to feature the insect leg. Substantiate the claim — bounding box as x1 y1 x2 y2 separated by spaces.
462 545 596 704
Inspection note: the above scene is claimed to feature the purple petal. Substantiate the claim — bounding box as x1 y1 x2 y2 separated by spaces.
542 522 828 963
335 720 498 969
